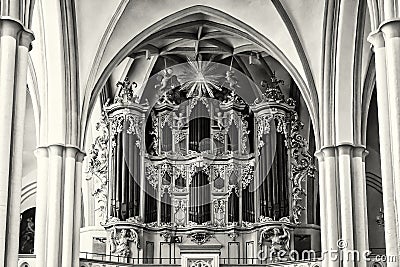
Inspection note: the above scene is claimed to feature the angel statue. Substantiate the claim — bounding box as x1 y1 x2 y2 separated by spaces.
259 225 290 262
110 229 139 257
155 68 180 92
224 69 240 91
214 111 225 130
173 112 187 129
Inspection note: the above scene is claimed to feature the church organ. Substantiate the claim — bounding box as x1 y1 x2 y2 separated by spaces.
87 67 316 263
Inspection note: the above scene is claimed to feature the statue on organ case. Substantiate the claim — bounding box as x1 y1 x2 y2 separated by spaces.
110 228 139 257
173 112 187 129
259 225 290 262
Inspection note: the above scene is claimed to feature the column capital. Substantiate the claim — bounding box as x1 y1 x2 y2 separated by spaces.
368 30 385 48
315 146 336 158
380 18 400 39
316 143 367 158
47 144 65 156
34 146 49 158
336 143 367 156
0 16 26 38
40 144 86 160
65 145 86 161
19 29 35 50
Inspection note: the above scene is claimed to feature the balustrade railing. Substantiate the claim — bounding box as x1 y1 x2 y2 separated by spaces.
18 253 389 266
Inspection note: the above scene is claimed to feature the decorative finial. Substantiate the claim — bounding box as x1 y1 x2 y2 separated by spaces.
259 71 285 103
114 77 139 104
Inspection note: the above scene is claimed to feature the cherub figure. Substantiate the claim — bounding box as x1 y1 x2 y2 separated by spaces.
225 70 240 91
173 112 186 129
155 68 180 92
214 111 225 130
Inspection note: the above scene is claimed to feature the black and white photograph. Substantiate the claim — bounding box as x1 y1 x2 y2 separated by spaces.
0 0 397 266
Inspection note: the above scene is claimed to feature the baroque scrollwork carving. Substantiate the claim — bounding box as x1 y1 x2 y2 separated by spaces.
254 72 295 106
109 115 124 142
145 163 158 189
149 112 159 155
187 97 210 117
188 259 212 267
288 112 316 224
259 215 273 223
114 77 139 105
174 131 186 144
213 131 225 144
108 114 144 150
241 163 254 189
86 112 109 220
159 113 173 129
160 231 172 242
126 114 144 149
188 232 213 245
256 114 273 149
228 231 239 241
126 216 143 224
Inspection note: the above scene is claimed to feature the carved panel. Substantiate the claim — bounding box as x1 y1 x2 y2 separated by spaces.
188 259 212 267
187 232 213 245
287 113 316 224
109 228 140 257
259 225 290 262
174 199 187 227
213 199 226 227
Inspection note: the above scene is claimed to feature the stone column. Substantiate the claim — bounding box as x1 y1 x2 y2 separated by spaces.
61 147 79 267
318 147 340 267
45 145 64 267
5 28 34 267
367 30 399 263
35 144 85 267
0 17 34 265
380 19 400 258
316 144 369 266
314 151 327 267
73 151 86 266
337 145 355 267
351 146 369 267
34 147 49 267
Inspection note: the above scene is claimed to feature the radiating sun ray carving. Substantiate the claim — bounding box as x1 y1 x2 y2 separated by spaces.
179 57 223 98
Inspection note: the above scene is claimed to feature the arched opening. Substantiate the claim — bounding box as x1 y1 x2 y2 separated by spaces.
81 6 320 263
189 171 211 224
365 88 385 254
